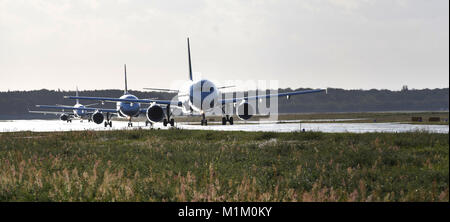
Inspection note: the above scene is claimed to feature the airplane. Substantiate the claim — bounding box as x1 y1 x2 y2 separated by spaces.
61 64 161 127
29 87 108 123
65 38 327 126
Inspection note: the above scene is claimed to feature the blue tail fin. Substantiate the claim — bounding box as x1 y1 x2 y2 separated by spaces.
124 64 128 94
76 86 79 104
187 38 193 81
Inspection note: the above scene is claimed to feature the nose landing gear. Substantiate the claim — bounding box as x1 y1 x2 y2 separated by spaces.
201 113 207 126
221 115 233 125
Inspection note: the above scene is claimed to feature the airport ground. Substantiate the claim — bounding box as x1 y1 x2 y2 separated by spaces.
131 111 450 125
0 129 448 201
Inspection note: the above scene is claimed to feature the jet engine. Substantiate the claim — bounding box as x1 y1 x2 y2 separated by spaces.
146 105 164 123
92 112 104 124
60 113 69 121
237 101 255 120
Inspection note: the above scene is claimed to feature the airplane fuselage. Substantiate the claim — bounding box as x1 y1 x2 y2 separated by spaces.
73 103 87 118
116 94 141 117
178 79 219 114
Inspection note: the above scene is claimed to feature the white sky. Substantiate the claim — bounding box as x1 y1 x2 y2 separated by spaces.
0 0 448 91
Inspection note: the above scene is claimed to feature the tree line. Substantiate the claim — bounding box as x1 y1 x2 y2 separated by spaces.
0 88 448 119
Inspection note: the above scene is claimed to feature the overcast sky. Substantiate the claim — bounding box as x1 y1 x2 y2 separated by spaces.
0 0 448 91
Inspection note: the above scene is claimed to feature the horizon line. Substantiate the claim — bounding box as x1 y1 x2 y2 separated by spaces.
1 86 449 93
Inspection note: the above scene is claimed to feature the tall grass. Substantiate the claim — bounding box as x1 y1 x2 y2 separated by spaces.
0 130 448 201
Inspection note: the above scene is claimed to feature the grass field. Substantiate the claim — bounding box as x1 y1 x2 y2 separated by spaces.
0 129 448 202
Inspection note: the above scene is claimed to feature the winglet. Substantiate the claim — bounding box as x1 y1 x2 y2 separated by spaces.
187 38 193 81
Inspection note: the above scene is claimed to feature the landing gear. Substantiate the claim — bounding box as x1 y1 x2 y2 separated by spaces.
67 120 72 123
104 112 112 127
221 115 233 125
201 113 207 126
163 105 175 127
104 121 112 127
221 105 233 125
127 116 133 127
145 120 152 127
163 118 175 127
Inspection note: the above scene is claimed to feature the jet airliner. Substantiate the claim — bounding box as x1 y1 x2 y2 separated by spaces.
62 65 164 127
29 87 109 123
66 38 326 126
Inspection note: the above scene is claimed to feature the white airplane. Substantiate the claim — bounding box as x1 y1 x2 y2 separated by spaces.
66 38 326 126
59 65 162 127
29 87 109 123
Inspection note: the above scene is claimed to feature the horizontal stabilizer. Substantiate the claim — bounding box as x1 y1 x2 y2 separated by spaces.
143 88 179 93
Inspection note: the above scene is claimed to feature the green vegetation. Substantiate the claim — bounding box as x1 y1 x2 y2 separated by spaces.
1 88 448 119
0 130 448 202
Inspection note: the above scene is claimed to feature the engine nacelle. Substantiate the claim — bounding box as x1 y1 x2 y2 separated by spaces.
146 105 164 123
237 102 255 120
60 113 69 121
92 112 104 124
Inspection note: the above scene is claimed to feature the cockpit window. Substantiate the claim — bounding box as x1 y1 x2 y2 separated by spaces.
210 87 214 92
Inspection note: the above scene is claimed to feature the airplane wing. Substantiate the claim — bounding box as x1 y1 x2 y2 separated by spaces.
28 110 73 116
139 105 171 114
219 89 327 105
64 96 182 106
143 88 179 93
84 103 99 107
217 85 235 90
35 105 117 113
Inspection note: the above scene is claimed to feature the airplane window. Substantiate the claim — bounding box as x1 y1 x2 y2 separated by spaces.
210 87 214 92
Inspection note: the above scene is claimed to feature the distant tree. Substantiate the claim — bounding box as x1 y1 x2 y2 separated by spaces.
0 88 448 119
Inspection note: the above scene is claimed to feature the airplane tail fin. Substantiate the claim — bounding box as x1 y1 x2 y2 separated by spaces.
187 38 193 81
124 64 128 94
76 86 79 104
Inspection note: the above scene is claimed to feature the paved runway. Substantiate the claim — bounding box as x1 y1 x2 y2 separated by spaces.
0 119 448 133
